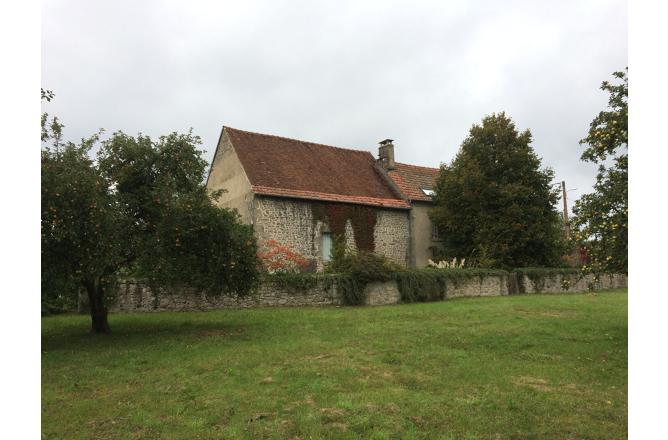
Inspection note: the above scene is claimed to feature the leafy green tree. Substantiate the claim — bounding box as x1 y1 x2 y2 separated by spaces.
41 96 259 332
430 113 566 268
41 132 120 320
571 70 628 274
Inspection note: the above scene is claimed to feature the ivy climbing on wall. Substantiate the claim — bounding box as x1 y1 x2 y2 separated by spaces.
311 202 377 251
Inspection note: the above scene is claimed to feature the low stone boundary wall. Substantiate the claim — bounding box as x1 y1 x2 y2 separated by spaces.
110 277 341 313
516 272 627 294
109 273 627 313
447 275 510 298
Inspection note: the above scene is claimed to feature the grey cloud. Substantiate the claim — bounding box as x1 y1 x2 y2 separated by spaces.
42 0 627 209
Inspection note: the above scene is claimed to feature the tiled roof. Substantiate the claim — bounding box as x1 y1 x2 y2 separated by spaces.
388 162 440 202
251 186 410 209
224 127 410 209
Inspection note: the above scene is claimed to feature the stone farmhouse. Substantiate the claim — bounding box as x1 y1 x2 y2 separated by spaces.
206 126 441 270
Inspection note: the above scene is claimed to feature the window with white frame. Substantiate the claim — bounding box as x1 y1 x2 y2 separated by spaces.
321 232 333 262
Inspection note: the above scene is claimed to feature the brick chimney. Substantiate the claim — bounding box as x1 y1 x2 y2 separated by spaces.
378 139 395 170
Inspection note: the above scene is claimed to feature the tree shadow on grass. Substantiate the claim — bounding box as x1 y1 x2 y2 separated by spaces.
41 315 259 353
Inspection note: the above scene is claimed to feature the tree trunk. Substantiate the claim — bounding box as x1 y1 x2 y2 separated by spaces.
84 278 111 334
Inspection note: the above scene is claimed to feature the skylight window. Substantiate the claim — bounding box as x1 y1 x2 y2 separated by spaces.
421 188 436 197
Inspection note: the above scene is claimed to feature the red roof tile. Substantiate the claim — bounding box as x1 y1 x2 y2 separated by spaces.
388 163 440 202
224 127 409 209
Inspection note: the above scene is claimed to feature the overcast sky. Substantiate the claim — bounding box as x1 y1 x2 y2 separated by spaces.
42 0 627 209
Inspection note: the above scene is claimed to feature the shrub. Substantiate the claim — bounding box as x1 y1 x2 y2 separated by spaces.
257 240 312 274
325 249 401 305
326 234 348 273
326 251 399 282
335 274 366 306
395 269 448 303
427 258 466 269
266 272 332 292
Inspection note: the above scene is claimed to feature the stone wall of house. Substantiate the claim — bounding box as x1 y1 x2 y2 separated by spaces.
109 273 627 313
252 196 409 270
252 196 317 259
374 210 410 266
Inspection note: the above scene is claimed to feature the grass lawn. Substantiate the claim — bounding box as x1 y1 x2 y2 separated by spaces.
42 290 628 439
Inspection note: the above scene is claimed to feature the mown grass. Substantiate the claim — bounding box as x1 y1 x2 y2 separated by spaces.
42 290 627 439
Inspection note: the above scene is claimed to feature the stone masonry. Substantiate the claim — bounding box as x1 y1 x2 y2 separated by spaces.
110 277 342 313
110 273 627 313
252 197 316 260
373 210 410 266
252 196 410 270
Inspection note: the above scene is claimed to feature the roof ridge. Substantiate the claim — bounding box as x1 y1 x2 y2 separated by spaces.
395 161 441 172
224 126 374 157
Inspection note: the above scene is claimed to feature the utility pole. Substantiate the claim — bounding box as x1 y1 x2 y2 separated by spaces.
562 180 570 240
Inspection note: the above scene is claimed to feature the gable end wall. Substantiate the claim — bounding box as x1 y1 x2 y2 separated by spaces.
206 129 254 223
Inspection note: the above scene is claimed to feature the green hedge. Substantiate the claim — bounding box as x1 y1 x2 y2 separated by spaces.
394 270 448 303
